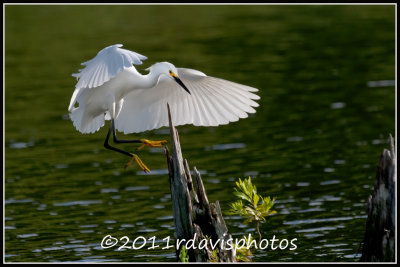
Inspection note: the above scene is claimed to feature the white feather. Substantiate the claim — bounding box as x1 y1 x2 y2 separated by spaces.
68 45 260 135
115 68 259 133
68 44 146 112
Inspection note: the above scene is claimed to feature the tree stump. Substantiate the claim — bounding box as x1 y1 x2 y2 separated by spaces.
361 134 396 262
164 104 235 262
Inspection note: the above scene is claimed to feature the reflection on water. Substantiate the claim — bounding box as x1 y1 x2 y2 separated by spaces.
8 140 35 149
330 102 346 109
367 80 395 88
53 200 103 207
206 143 246 150
5 4 395 263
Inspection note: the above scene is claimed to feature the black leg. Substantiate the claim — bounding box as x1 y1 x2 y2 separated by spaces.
103 123 133 158
103 124 151 172
104 119 166 160
103 120 160 173
111 119 142 144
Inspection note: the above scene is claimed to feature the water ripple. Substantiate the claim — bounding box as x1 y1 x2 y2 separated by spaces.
101 188 119 193
206 143 246 151
320 180 340 186
287 136 303 142
136 169 169 175
53 200 102 207
296 226 338 233
330 102 346 109
9 140 34 149
125 186 150 191
17 233 38 238
6 198 34 204
284 215 366 225
367 80 395 87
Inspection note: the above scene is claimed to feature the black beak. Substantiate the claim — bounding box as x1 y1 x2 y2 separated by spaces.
173 76 191 95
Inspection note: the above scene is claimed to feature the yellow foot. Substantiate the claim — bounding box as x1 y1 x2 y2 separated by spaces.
137 139 168 151
125 153 151 173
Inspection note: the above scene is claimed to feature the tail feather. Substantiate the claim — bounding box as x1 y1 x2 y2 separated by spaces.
70 107 105 134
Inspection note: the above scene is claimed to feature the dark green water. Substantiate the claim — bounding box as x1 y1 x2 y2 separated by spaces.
5 4 395 262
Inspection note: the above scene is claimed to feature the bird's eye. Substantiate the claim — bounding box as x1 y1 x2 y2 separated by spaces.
169 70 177 78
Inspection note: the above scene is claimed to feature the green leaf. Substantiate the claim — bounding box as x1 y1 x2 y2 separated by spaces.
228 176 278 237
233 191 252 203
253 193 259 208
179 245 189 262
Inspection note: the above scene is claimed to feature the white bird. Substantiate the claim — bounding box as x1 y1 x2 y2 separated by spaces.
68 44 260 173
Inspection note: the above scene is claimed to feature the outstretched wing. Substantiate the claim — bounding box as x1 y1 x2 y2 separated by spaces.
68 44 147 112
115 68 260 134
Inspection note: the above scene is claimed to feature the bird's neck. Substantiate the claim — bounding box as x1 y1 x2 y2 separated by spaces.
139 70 161 89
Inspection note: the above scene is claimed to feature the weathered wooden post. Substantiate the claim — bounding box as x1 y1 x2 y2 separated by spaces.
361 134 396 262
164 104 235 262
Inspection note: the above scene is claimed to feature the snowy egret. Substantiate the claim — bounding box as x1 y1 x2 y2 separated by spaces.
68 44 260 173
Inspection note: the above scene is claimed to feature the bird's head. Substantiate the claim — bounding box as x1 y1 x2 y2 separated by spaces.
147 62 191 94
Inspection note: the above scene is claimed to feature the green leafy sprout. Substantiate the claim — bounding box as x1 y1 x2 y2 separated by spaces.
228 177 277 242
234 234 254 262
179 245 189 262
